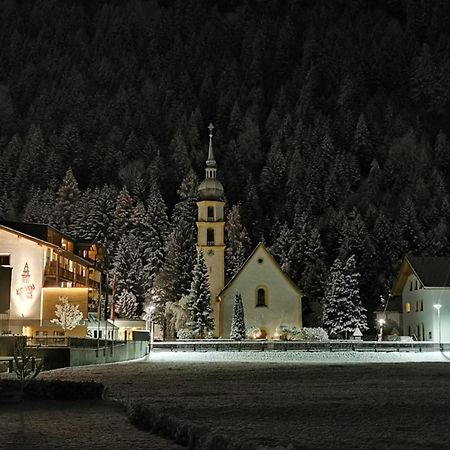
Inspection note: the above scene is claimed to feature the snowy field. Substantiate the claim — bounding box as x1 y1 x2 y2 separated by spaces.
42 351 450 449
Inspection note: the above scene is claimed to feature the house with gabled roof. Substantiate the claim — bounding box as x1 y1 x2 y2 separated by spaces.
217 243 302 339
392 255 450 341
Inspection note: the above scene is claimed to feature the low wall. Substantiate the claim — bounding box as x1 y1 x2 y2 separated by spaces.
0 336 25 356
70 341 148 367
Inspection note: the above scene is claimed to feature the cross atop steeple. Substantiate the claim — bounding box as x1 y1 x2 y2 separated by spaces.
206 123 216 169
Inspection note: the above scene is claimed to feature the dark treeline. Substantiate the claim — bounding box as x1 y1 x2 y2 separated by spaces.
1 0 450 327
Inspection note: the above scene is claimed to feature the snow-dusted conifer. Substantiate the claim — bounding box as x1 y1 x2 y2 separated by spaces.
53 168 81 233
322 255 367 338
162 170 198 303
343 254 368 332
187 251 214 338
115 290 139 319
230 291 246 340
225 203 251 279
270 223 295 276
22 187 56 224
50 296 83 333
143 184 169 290
112 187 134 249
112 231 145 313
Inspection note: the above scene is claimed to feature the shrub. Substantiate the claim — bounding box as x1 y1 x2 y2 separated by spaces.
0 379 106 400
176 328 197 340
279 326 328 341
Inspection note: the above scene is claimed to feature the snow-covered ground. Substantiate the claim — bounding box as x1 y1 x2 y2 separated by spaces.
42 350 450 449
148 349 450 364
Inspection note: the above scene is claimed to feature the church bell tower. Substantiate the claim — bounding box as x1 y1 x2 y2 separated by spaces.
196 124 225 334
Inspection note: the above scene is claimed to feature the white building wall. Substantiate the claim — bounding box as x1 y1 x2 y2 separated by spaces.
402 274 450 341
220 246 301 338
0 229 45 326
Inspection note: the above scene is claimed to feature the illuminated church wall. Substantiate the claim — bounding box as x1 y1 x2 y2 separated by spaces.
0 229 44 324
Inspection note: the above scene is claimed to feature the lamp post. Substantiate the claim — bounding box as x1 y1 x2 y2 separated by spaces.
433 303 442 345
147 305 155 352
378 318 386 342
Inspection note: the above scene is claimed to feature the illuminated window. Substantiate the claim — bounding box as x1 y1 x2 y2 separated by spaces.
0 254 10 266
405 303 411 313
207 229 214 246
256 287 267 307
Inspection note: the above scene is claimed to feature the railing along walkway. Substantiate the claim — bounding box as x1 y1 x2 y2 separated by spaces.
151 340 450 353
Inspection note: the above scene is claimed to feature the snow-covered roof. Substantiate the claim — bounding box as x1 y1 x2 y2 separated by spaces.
218 242 302 297
393 255 450 295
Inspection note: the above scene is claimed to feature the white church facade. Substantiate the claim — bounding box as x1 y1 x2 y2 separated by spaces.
196 125 302 338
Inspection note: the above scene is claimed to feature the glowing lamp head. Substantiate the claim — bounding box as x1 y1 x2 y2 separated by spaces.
434 304 442 311
378 318 386 326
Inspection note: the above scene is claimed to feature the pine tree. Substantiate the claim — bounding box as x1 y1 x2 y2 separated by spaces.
53 168 81 234
225 203 251 280
144 184 169 290
187 251 214 338
115 290 139 319
111 187 134 252
230 290 246 340
270 223 295 277
112 231 145 315
322 255 368 339
162 170 198 303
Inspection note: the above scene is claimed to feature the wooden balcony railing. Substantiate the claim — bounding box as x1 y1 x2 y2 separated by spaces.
58 267 74 281
75 273 86 284
44 261 57 276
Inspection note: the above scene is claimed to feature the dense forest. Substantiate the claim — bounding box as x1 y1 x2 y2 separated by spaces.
1 0 450 331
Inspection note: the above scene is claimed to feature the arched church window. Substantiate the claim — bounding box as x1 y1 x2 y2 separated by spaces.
207 228 215 246
207 206 214 221
256 287 267 307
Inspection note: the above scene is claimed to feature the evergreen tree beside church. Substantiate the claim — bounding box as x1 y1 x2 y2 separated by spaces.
187 251 214 338
230 291 246 340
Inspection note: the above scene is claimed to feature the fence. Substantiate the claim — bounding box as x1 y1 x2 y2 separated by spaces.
150 339 450 353
26 336 127 348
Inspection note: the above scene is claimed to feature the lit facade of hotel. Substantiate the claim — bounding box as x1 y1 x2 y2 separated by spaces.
0 222 102 337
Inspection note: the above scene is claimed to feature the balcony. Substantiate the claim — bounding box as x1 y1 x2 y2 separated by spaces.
207 241 215 246
44 261 57 276
75 273 86 284
59 267 74 281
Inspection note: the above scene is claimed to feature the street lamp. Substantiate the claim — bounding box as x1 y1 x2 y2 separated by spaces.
146 305 155 352
378 318 386 342
433 304 442 345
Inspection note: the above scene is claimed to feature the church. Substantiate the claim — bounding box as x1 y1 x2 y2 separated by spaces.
196 125 302 339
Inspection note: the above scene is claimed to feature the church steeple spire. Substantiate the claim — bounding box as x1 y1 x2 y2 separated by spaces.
198 123 224 200
206 123 217 173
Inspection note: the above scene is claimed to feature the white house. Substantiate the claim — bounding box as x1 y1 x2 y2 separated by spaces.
393 256 450 341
